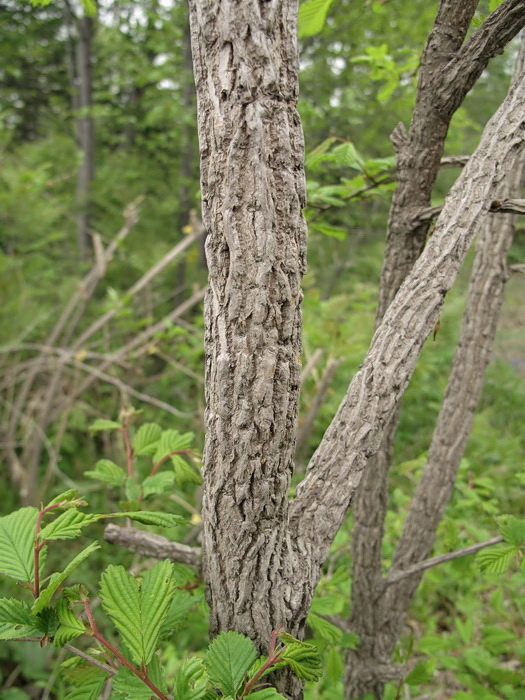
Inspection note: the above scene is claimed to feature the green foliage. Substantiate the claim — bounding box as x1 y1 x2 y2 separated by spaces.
99 560 176 665
298 0 334 38
205 631 258 696
0 508 40 583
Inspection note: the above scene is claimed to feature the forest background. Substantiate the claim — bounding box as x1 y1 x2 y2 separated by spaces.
0 0 524 698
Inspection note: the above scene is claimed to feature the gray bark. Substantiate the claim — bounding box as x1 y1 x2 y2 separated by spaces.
347 3 525 692
344 41 525 698
189 0 525 696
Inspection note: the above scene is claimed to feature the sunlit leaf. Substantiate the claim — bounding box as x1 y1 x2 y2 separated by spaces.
205 631 258 696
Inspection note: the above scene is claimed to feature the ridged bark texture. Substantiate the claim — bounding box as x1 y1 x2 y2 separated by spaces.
188 0 307 648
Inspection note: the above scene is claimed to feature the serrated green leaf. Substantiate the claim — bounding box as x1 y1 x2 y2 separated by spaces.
154 429 194 463
132 422 162 456
105 511 187 528
405 658 435 686
324 645 343 683
307 613 343 644
85 459 126 486
125 476 142 502
476 544 517 574
332 142 362 169
54 598 85 646
0 598 41 639
172 454 202 485
310 223 347 240
160 590 201 638
298 0 333 38
279 640 323 682
496 515 525 547
142 471 176 498
45 490 82 508
99 560 176 665
310 593 345 616
205 631 258 696
89 418 122 432
34 605 59 637
112 655 166 699
0 507 39 583
63 673 106 700
305 138 337 169
173 657 209 700
39 510 101 542
247 690 287 699
32 541 100 614
455 616 473 645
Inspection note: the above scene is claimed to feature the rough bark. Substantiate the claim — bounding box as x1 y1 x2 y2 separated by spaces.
347 4 525 691
188 0 307 648
344 45 525 698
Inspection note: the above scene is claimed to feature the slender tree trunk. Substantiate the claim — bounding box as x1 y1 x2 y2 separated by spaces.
345 35 525 699
75 12 95 260
347 4 525 694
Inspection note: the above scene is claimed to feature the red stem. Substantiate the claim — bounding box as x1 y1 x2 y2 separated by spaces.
242 628 285 696
32 501 65 597
148 449 199 478
83 598 168 700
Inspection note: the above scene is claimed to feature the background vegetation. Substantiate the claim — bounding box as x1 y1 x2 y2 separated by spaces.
1 0 524 697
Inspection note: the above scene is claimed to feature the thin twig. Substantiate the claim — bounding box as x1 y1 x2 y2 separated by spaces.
384 536 504 586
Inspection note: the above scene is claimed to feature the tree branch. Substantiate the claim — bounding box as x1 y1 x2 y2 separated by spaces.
490 197 525 214
104 524 202 571
385 537 505 585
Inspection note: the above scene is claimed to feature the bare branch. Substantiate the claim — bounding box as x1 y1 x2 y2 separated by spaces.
490 197 525 214
104 524 202 571
385 537 505 585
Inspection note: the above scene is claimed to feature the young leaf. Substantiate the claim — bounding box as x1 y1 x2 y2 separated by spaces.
247 690 287 699
332 142 362 169
89 418 122 432
99 560 176 665
278 636 323 682
85 459 126 486
172 454 202 485
107 511 188 528
298 0 333 38
153 429 194 463
405 658 435 686
63 673 106 700
39 510 101 542
0 598 41 639
496 514 525 547
142 471 176 498
205 630 258 696
0 507 39 583
132 422 162 456
476 544 517 574
54 598 85 646
307 613 343 643
112 655 166 700
324 645 344 684
160 590 201 638
310 224 347 241
32 541 100 614
173 657 209 700
45 490 82 508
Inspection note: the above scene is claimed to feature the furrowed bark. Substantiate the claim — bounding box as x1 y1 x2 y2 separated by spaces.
188 0 307 649
347 3 525 690
290 67 525 581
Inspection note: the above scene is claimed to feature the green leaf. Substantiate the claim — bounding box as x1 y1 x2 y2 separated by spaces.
39 509 101 542
63 673 106 700
476 544 517 574
307 613 343 644
99 560 176 665
154 429 194 463
324 645 343 683
125 477 142 502
455 616 473 645
54 598 85 646
160 590 202 637
205 631 258 696
89 418 122 432
298 0 333 38
85 459 127 486
310 224 347 240
496 515 525 547
0 507 39 583
32 541 100 614
278 635 323 682
331 142 362 169
172 454 202 485
112 655 166 700
132 422 162 456
0 598 41 639
173 657 209 700
310 593 345 616
142 471 176 498
405 658 435 686
106 511 188 528
247 690 287 699
45 490 82 508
